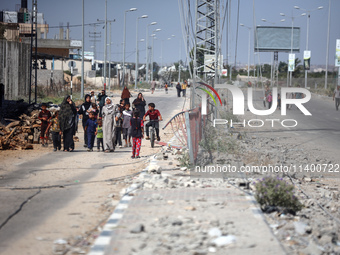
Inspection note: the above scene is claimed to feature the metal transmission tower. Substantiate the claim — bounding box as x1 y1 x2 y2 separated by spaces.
193 0 221 108
273 52 279 87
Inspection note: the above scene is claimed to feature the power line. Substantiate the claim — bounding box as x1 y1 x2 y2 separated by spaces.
48 21 105 29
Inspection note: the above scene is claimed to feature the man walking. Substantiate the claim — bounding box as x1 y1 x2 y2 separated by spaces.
333 85 340 111
151 79 156 94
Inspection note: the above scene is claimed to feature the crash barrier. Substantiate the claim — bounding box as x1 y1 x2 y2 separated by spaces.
163 106 204 164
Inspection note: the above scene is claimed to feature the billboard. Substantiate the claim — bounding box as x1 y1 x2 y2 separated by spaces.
254 26 300 52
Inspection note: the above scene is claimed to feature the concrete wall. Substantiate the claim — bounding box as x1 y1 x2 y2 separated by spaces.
45 59 92 75
37 69 64 86
0 40 30 100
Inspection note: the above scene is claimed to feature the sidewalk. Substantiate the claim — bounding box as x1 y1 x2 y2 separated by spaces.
88 146 286 255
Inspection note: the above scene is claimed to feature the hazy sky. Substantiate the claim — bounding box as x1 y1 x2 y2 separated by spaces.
1 0 339 68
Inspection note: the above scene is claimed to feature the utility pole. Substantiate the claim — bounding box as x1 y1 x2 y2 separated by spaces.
81 0 84 98
146 22 157 83
107 20 115 95
123 8 137 87
89 25 101 87
178 39 181 83
30 0 38 103
135 15 148 89
104 0 107 88
325 0 331 89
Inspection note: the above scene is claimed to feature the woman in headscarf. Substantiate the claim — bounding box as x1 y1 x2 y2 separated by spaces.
102 97 116 152
132 92 146 118
121 86 131 105
59 95 77 152
78 94 92 147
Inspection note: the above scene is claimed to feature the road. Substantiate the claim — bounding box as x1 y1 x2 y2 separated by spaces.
0 88 184 255
242 88 340 162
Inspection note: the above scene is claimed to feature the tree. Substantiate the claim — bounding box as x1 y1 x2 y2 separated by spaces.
0 24 6 40
293 58 303 78
278 61 288 74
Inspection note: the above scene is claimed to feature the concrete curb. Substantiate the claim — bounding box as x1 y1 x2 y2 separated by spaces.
87 184 138 255
88 155 158 255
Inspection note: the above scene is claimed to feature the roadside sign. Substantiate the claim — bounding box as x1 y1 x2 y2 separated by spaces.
288 54 295 72
304 51 311 70
68 61 76 69
335 39 340 67
70 40 82 47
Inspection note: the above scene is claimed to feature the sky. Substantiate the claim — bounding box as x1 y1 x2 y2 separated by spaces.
1 0 339 69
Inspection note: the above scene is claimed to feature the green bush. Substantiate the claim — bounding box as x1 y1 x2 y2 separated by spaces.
254 176 303 214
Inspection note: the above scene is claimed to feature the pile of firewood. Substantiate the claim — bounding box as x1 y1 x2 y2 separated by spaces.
0 110 41 150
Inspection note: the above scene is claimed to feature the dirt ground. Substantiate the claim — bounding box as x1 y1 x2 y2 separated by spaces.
0 111 176 255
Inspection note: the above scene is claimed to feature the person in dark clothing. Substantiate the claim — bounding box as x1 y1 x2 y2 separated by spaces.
85 112 97 151
176 82 181 97
121 86 132 105
130 109 144 158
78 94 92 147
97 89 107 118
132 93 146 118
59 95 77 152
114 100 124 148
0 83 4 109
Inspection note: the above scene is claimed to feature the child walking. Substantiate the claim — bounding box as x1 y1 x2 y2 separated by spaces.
89 102 99 119
96 120 104 152
130 109 144 158
46 111 61 151
38 103 52 147
85 112 97 152
122 102 133 147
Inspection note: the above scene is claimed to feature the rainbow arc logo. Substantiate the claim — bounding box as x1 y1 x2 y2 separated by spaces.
197 82 222 115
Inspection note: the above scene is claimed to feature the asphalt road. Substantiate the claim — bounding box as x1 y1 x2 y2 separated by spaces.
0 88 185 254
244 88 340 161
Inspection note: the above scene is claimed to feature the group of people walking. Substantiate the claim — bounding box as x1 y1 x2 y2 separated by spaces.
176 80 188 97
39 85 164 159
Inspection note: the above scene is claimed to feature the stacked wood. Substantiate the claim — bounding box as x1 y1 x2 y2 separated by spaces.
0 113 41 150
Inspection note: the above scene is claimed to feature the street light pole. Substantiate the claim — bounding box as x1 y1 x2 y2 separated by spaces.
108 21 114 94
146 22 157 83
151 34 156 82
261 18 285 87
294 5 323 88
280 12 306 87
178 39 181 83
104 0 107 88
81 0 84 98
123 8 137 87
135 15 148 89
325 0 331 89
150 29 161 81
240 24 251 82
